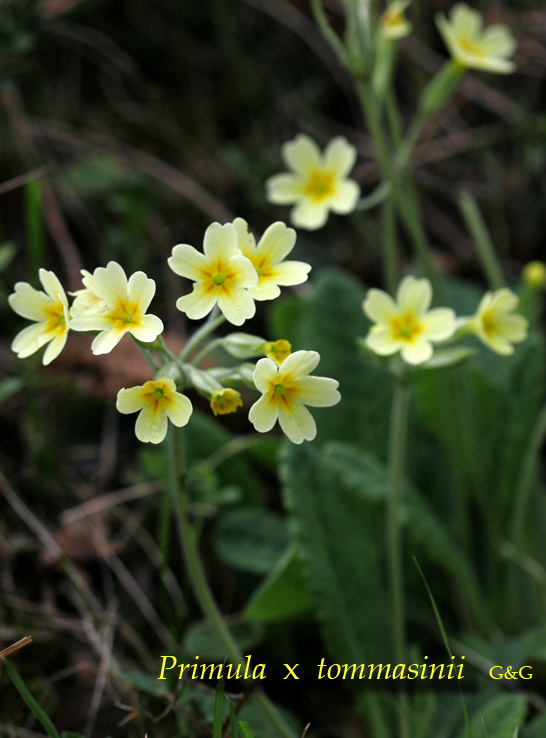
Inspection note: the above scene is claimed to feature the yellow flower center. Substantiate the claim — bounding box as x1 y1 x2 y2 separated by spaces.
390 313 422 342
273 382 287 396
45 303 67 336
153 387 165 400
480 310 497 337
456 35 483 58
108 299 142 330
304 171 335 202
212 273 226 286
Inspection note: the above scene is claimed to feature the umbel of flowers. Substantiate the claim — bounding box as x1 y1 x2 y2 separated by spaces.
9 219 340 445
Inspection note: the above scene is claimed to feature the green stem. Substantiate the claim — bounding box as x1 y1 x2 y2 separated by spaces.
167 427 296 738
382 197 398 294
511 399 546 547
191 338 223 366
131 338 160 370
387 377 411 738
457 191 505 290
356 79 443 298
179 307 226 362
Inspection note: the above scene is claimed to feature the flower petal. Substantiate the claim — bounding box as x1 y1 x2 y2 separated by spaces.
400 338 433 364
421 307 456 341
93 262 128 306
168 244 210 280
203 222 238 263
451 3 482 38
117 386 147 414
290 200 329 230
165 392 193 427
232 218 257 259
217 287 256 326
9 282 52 321
324 137 357 178
249 393 279 433
268 260 311 287
42 332 68 365
253 357 278 393
280 350 320 380
249 280 281 301
365 326 400 355
135 404 169 444
91 327 125 355
278 402 316 444
328 180 361 214
255 222 296 266
176 283 218 320
39 269 67 306
128 271 156 312
282 134 322 175
228 254 259 289
488 288 519 316
130 314 164 343
266 174 304 205
480 24 516 58
397 276 432 316
12 323 51 358
495 314 528 343
296 376 341 407
363 289 398 325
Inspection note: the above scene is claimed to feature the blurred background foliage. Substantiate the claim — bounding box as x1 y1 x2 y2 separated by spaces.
1 0 546 736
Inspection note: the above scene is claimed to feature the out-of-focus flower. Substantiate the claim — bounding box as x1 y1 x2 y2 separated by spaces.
380 0 412 40
470 288 527 355
265 135 360 230
168 222 258 326
363 276 456 365
249 350 340 444
70 261 164 355
116 378 192 444
9 269 71 365
436 3 516 74
522 261 546 290
210 388 243 416
232 218 310 300
264 339 292 366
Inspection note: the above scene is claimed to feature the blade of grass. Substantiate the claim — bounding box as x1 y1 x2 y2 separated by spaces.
413 557 473 738
214 679 225 738
24 179 45 277
228 697 240 738
2 657 61 738
238 721 255 738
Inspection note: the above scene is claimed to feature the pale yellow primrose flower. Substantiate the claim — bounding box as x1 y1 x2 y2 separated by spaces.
9 269 70 365
436 3 516 74
266 135 360 231
116 378 192 444
168 222 258 326
264 339 292 366
70 261 164 355
381 1 412 40
232 218 310 300
363 276 456 365
249 350 341 445
210 388 243 416
470 288 527 355
70 269 105 318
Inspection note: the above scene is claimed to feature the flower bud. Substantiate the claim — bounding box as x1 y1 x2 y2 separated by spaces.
522 261 546 290
263 339 292 366
210 388 243 416
221 332 266 359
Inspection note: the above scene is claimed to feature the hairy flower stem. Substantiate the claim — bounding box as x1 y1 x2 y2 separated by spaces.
179 306 226 362
167 427 296 738
387 377 411 738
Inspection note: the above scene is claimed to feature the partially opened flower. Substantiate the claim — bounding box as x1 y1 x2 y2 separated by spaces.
232 218 310 300
70 269 105 318
70 261 164 355
168 222 258 326
210 388 243 416
249 350 340 444
266 135 360 230
9 269 71 365
363 276 456 365
470 288 527 355
436 3 516 74
116 378 192 444
380 0 412 40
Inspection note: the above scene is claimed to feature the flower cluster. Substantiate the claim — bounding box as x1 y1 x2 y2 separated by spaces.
363 276 528 366
9 219 339 446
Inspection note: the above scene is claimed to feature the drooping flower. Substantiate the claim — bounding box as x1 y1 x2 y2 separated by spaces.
522 261 546 290
232 218 310 300
380 0 412 40
469 288 527 355
263 339 292 366
210 388 243 416
436 3 516 74
168 222 258 326
363 276 456 365
265 135 360 230
116 378 192 444
248 350 341 444
70 261 164 355
9 269 71 365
